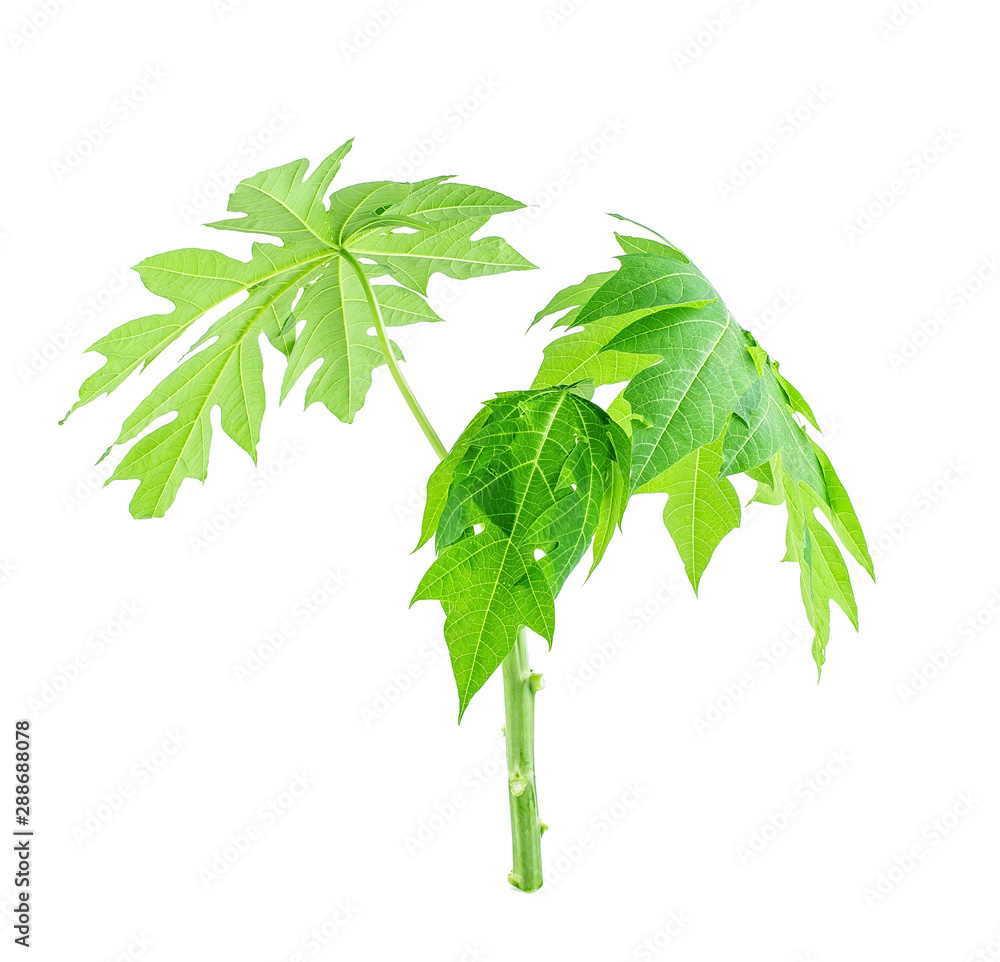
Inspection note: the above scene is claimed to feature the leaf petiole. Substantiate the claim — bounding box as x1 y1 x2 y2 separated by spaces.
338 245 448 459
348 247 545 891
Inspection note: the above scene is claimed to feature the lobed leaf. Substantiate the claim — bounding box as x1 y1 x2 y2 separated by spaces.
413 387 629 717
529 216 873 672
65 140 533 518
637 435 741 595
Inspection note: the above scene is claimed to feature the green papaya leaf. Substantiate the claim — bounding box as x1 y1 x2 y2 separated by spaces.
413 387 629 717
529 216 873 672
64 140 533 518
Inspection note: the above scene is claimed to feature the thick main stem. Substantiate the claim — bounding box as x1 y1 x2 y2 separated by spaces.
346 250 544 890
502 627 544 892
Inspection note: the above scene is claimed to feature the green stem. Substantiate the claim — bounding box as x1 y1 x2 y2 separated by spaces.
347 249 544 891
339 247 448 460
502 627 545 892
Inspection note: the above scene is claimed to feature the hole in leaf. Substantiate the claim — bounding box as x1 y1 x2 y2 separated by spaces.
473 523 485 535
533 548 546 561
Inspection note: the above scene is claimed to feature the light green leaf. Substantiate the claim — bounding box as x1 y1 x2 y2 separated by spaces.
809 441 874 578
279 258 396 423
66 141 534 518
531 307 663 390
62 246 299 422
774 364 820 431
768 454 859 673
637 434 740 595
351 218 536 294
532 250 718 395
105 246 318 517
205 141 353 248
576 252 718 328
391 180 527 222
327 181 411 244
529 270 616 330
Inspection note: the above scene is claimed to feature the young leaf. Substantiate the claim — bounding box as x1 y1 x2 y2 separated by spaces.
413 387 629 717
529 217 873 671
64 140 534 518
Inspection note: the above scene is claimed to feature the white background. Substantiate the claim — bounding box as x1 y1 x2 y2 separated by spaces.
2 0 999 959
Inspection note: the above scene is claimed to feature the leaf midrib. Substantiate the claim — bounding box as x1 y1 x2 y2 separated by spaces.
459 394 567 708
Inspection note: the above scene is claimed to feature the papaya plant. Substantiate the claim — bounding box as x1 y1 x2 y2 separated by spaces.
64 141 873 893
